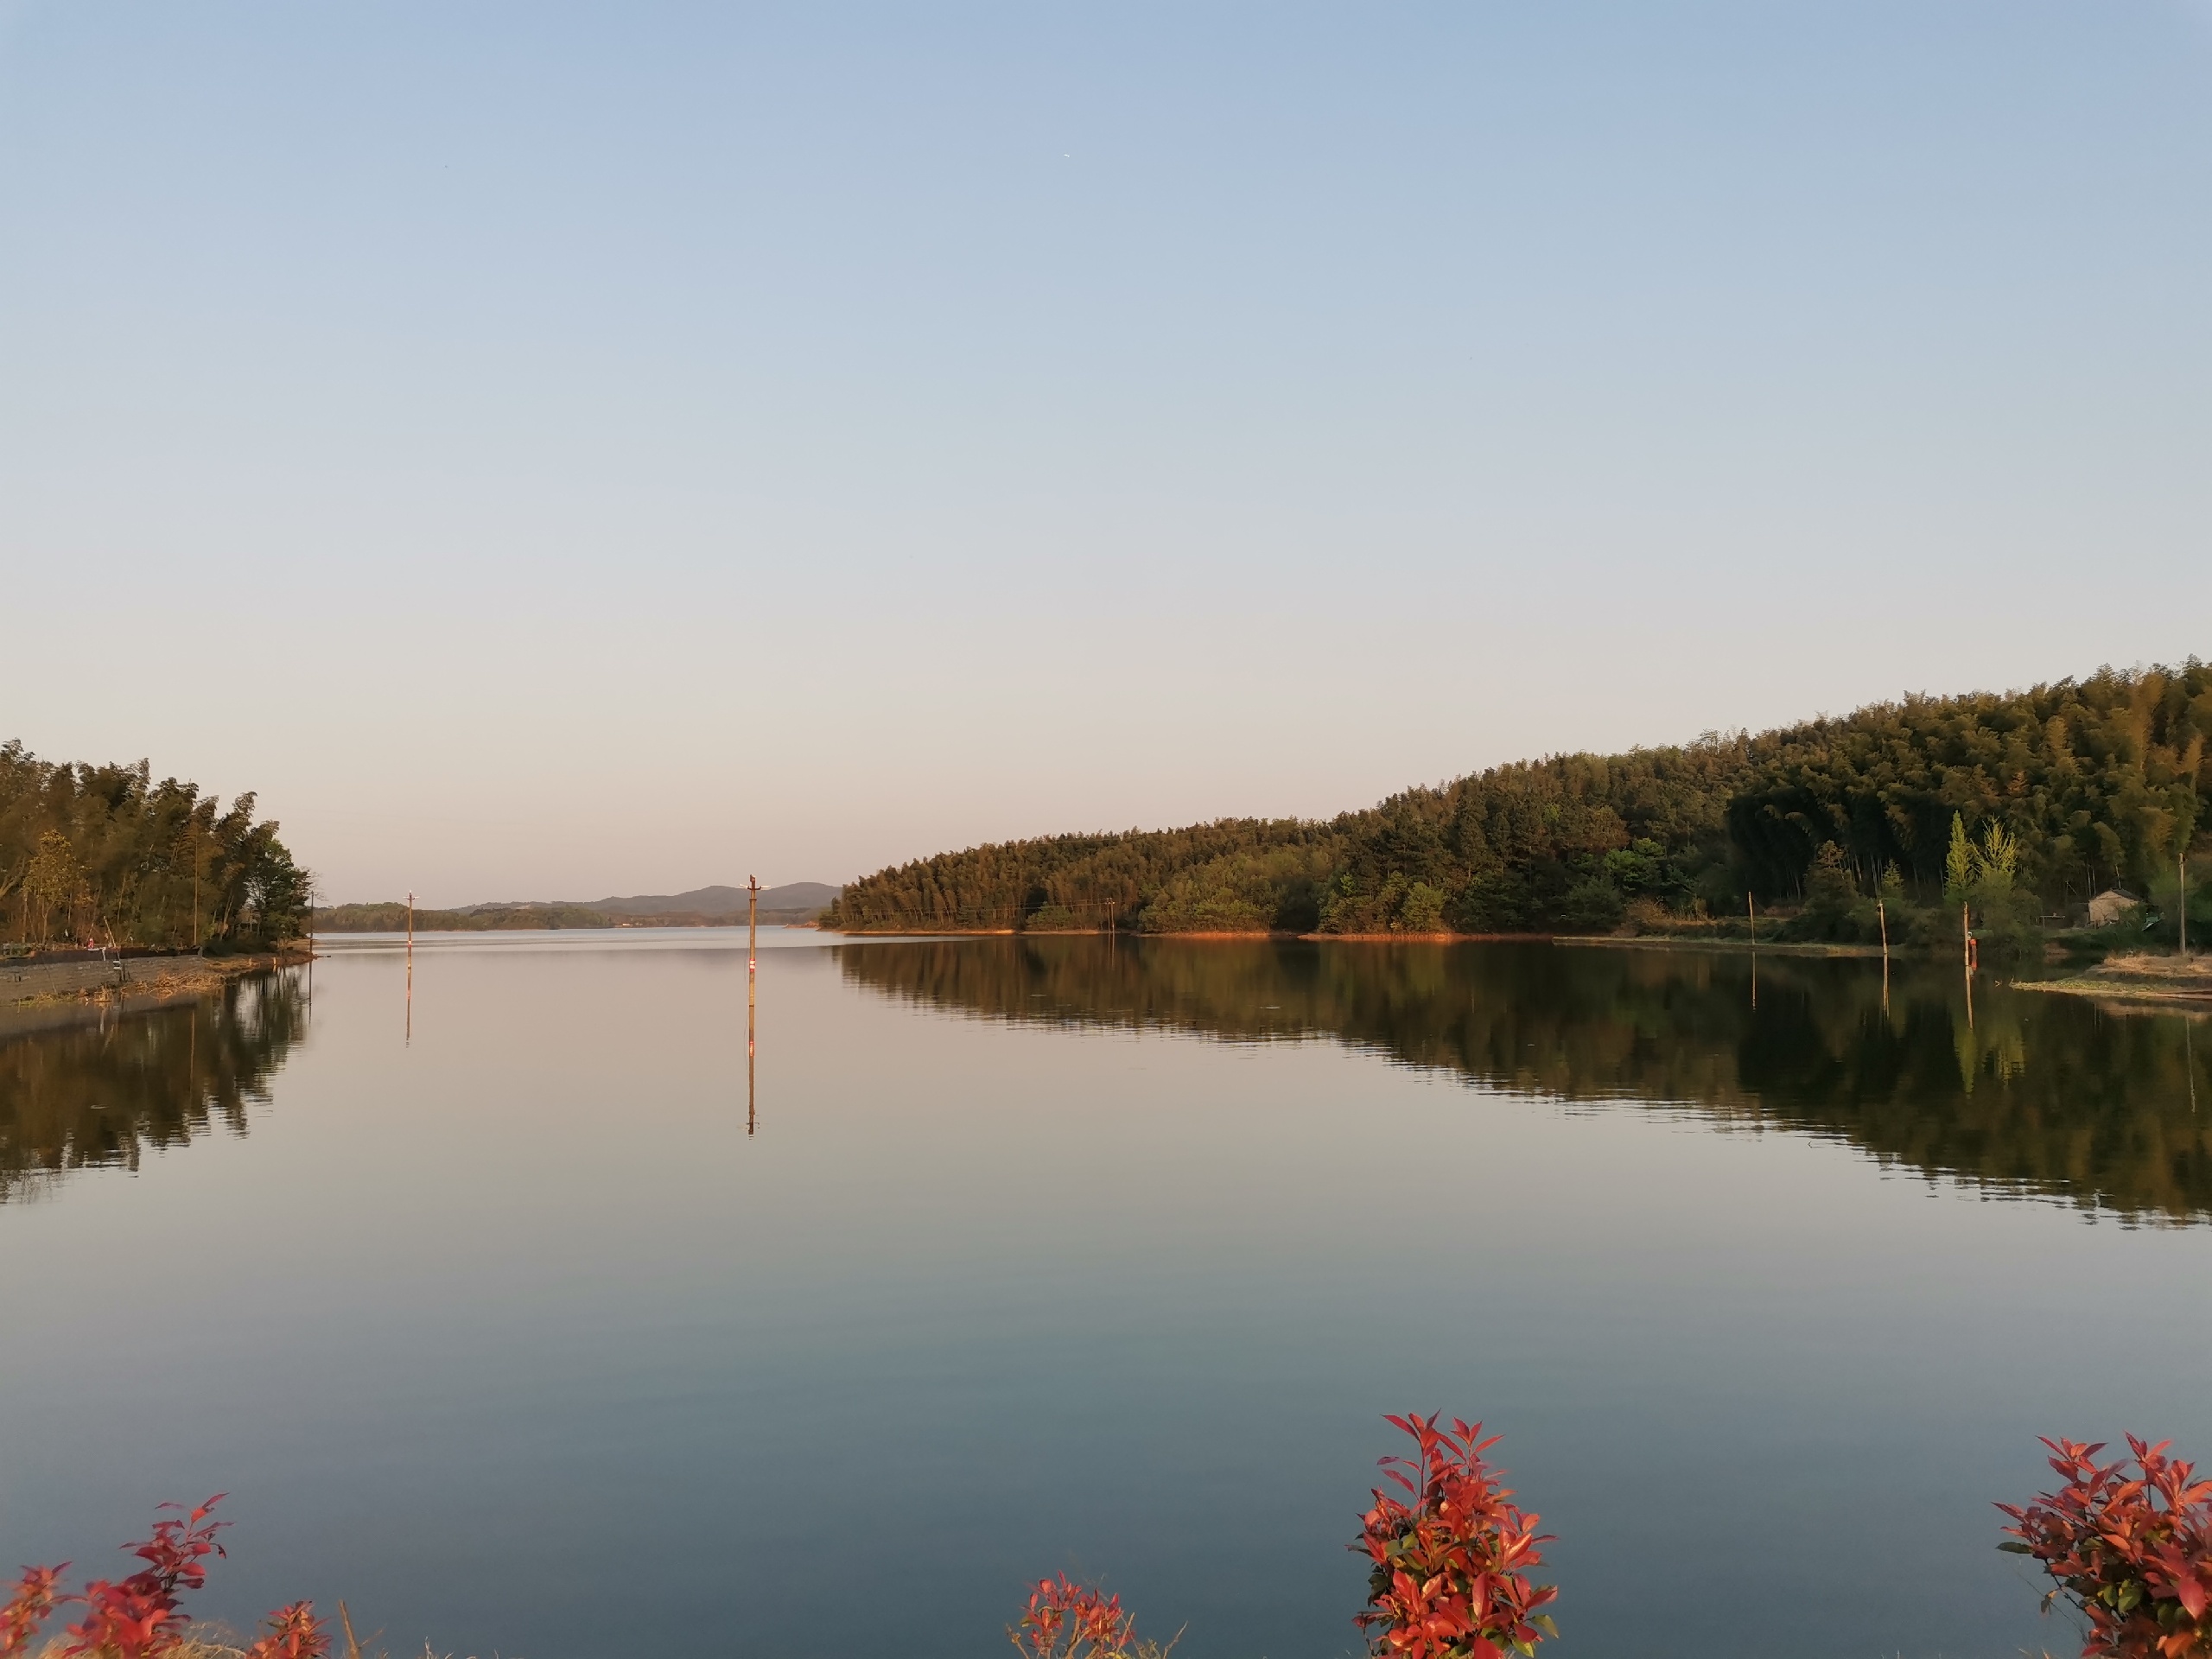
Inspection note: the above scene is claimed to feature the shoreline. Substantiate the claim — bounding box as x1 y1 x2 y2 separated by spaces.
823 927 1896 957
1554 933 1888 958
2012 979 2212 1011
1 950 312 1039
2012 955 2212 1010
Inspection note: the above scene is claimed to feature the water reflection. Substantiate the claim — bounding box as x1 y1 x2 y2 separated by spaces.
0 972 308 1200
839 938 2212 1225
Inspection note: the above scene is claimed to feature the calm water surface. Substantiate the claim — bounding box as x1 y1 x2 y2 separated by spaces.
3 932 2209 1659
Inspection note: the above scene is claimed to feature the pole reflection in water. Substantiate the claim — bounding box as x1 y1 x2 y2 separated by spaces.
747 874 759 1135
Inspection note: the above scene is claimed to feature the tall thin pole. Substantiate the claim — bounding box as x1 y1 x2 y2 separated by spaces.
405 890 415 1046
1746 893 1756 946
1878 898 1890 1016
1963 892 1976 1028
2181 851 2189 958
747 874 760 1135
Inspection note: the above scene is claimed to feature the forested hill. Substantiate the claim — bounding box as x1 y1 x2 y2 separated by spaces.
822 663 2211 940
1 742 308 950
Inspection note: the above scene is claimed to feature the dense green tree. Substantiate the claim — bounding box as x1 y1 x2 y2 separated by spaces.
823 663 2210 944
0 741 308 950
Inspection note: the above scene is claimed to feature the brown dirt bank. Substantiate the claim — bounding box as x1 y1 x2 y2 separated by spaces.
1 949 312 1039
2014 952 2212 1010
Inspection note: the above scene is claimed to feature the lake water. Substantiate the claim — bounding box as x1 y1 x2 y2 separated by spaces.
3 931 2209 1659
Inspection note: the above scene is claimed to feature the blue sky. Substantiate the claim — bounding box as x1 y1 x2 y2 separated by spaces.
3 1 2208 903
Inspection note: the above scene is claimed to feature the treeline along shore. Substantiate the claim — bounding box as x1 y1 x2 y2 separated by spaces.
313 900 617 932
823 662 2212 953
2 741 307 954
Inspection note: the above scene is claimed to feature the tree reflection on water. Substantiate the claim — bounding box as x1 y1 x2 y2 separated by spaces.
839 938 2212 1225
0 971 308 1200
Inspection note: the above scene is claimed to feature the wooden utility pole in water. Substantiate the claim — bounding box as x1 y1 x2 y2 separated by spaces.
1746 893 1756 945
1878 899 1890 1014
747 874 760 1135
405 891 415 1046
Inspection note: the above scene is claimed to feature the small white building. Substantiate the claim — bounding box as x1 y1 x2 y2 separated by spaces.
2087 887 2141 928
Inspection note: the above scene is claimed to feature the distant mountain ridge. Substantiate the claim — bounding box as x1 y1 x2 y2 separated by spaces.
575 882 837 918
315 881 837 933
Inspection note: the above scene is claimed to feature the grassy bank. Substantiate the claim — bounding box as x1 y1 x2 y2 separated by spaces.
2014 950 2212 1008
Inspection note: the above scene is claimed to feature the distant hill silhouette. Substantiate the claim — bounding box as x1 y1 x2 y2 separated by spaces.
316 881 837 932
578 882 837 918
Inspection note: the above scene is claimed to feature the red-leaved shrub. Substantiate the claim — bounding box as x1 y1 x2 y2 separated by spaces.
1 1497 330 1659
1008 1574 1177 1659
243 1604 327 1659
1352 1414 1557 1659
1999 1436 2212 1658
1 1567 64 1658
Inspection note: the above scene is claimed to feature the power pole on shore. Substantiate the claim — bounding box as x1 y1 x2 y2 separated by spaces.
2181 851 2190 958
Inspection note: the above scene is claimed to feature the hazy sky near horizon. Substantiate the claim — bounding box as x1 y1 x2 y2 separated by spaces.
3 2 2209 905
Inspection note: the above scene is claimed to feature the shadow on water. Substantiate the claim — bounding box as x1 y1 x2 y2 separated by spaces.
839 937 2212 1226
0 971 308 1200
